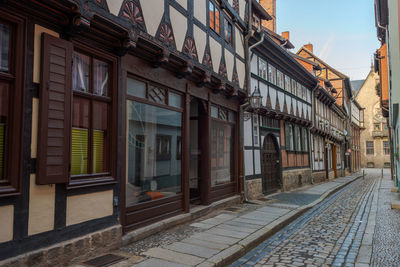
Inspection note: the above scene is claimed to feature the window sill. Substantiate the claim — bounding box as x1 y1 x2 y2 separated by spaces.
68 176 116 189
0 185 20 197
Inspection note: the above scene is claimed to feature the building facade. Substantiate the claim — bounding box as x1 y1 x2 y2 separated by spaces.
0 0 250 262
355 70 390 168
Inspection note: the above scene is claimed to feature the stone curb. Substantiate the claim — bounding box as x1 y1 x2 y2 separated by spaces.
201 174 364 267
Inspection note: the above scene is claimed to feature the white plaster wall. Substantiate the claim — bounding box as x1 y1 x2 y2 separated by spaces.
239 0 246 21
176 0 187 9
254 150 261 174
225 50 235 81
140 0 164 36
251 77 258 94
194 25 206 62
250 53 258 75
244 150 254 176
260 82 268 107
235 27 245 59
170 6 187 51
106 0 124 16
244 114 252 147
237 59 245 89
194 0 207 26
0 205 13 243
66 190 113 226
278 91 284 112
210 37 222 73
270 87 277 109
28 174 55 235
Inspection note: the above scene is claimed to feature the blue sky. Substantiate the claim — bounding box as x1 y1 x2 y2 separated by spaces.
276 0 380 80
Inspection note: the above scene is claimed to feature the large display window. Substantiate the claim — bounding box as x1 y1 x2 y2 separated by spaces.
125 78 182 206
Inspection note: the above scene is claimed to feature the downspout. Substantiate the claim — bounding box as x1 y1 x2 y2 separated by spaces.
309 84 319 184
241 0 265 202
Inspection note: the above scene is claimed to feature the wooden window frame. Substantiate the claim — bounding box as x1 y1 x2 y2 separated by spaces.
224 17 233 46
68 42 118 188
383 140 390 155
209 0 221 35
366 141 374 155
0 12 24 196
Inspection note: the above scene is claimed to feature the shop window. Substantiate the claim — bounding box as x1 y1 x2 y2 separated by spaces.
294 125 302 152
366 141 374 155
126 99 182 205
0 15 24 195
224 18 233 46
258 58 267 80
209 1 220 34
268 64 276 85
211 106 235 187
285 123 294 151
302 128 308 152
383 141 390 155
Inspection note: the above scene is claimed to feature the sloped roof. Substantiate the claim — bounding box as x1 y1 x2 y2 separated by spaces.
350 80 365 95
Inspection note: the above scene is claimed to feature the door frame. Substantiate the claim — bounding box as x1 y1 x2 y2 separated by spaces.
261 133 282 194
332 145 337 178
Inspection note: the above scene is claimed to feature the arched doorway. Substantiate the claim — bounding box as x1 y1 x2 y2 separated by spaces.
262 134 280 194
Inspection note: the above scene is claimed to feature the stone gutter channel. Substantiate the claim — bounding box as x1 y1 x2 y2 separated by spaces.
106 173 363 267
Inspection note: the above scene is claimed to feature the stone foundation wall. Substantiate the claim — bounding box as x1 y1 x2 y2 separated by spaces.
312 171 327 184
282 168 312 191
328 170 335 180
1 225 122 267
245 178 263 200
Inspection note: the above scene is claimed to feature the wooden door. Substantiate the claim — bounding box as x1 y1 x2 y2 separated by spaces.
262 135 280 194
333 145 337 178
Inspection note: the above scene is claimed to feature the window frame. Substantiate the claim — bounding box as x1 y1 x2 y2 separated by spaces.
366 141 374 155
209 0 221 35
224 17 233 46
0 12 24 196
383 141 390 155
68 42 118 188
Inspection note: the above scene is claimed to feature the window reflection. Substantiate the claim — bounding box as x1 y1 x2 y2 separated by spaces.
126 100 182 205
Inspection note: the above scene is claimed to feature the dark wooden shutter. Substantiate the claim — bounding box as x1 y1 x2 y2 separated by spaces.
36 33 72 184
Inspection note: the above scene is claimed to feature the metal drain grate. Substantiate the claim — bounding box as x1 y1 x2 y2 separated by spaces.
82 254 127 267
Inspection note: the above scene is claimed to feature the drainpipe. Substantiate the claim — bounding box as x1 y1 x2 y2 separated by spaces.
241 1 265 202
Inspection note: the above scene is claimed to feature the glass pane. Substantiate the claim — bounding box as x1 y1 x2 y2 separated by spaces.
0 82 9 180
127 78 146 98
148 85 167 104
93 59 109 96
168 92 182 108
92 101 108 173
209 2 215 30
93 130 105 173
229 111 236 123
71 128 88 175
215 8 220 34
0 24 10 72
211 105 218 118
126 100 182 206
211 120 234 186
72 52 90 93
72 97 90 128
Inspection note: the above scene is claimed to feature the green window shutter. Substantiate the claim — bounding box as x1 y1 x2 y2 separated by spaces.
93 130 105 173
71 128 88 175
0 124 4 179
285 123 290 150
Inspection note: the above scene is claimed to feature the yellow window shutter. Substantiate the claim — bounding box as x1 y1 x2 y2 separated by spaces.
92 130 105 173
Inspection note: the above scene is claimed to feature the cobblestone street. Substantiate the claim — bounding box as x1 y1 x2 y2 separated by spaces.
233 169 398 267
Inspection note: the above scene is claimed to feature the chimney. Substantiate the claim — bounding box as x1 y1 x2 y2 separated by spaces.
260 0 276 32
281 31 290 41
304 43 313 53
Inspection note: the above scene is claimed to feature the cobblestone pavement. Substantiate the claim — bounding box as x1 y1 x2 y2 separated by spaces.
232 173 378 267
371 169 400 266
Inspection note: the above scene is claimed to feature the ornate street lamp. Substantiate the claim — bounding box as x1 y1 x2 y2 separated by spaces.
250 85 262 109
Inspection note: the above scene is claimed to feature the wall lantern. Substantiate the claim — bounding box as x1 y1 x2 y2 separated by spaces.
250 85 263 110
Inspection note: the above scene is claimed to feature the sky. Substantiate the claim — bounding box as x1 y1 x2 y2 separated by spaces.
276 0 380 81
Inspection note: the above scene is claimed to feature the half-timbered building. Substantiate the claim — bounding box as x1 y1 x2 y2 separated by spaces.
0 0 251 263
244 4 317 199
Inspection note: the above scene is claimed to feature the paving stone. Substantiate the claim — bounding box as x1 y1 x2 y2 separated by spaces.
190 232 240 245
190 222 215 229
142 247 204 266
216 223 258 234
231 217 268 226
165 242 219 258
207 228 249 239
180 237 230 250
134 258 190 267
